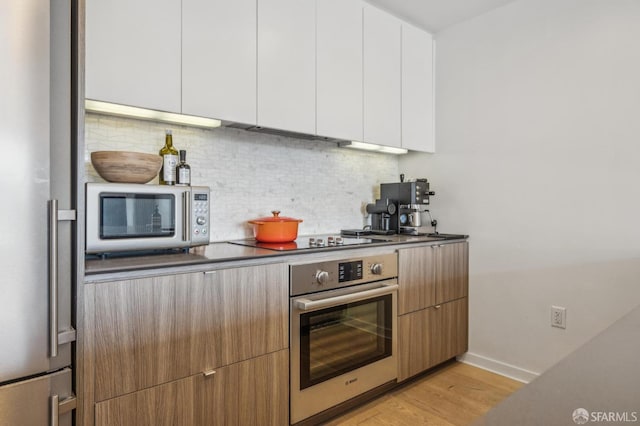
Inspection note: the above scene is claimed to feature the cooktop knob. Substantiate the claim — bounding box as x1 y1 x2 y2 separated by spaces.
315 270 330 285
370 263 383 275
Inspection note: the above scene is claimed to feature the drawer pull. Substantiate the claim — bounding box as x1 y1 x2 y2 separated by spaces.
202 370 217 377
434 304 442 309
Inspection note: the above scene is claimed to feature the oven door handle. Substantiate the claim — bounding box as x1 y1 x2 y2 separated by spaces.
295 284 398 311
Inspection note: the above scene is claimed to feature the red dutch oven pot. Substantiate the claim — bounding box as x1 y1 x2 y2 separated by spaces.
248 211 303 243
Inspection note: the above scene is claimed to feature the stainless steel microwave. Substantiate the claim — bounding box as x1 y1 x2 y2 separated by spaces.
86 183 210 254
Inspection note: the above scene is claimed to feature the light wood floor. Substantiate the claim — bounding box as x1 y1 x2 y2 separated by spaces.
323 362 524 426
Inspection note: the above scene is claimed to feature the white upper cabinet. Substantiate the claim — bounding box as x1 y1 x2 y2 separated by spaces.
363 4 402 148
182 0 257 124
316 0 363 142
85 0 181 113
84 0 435 152
402 24 435 152
257 0 316 134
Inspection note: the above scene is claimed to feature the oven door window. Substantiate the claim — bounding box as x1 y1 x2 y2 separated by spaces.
99 193 176 239
299 294 392 390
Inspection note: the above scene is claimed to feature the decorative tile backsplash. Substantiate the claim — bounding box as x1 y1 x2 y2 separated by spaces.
85 113 399 241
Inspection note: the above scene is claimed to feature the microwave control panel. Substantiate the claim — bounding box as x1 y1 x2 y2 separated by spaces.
190 187 210 245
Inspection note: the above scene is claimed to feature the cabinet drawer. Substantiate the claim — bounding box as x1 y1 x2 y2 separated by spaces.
194 349 289 426
398 297 468 382
95 349 289 426
95 376 195 426
91 263 288 401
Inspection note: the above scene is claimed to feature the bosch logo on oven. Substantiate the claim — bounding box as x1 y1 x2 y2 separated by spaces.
345 378 359 386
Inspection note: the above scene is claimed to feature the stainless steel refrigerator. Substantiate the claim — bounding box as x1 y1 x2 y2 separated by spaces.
0 0 78 424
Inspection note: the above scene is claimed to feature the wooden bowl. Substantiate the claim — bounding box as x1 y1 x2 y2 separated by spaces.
91 151 162 184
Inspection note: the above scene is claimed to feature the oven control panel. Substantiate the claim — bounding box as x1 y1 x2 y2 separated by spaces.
290 253 398 296
338 260 362 282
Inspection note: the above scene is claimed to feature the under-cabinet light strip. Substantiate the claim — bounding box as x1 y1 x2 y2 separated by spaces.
344 141 408 155
85 99 222 129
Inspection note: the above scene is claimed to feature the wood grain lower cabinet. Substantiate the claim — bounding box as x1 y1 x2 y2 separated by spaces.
94 349 288 426
397 242 469 382
194 349 288 426
397 298 468 382
95 376 195 426
398 245 436 315
92 274 191 401
435 242 469 305
84 263 288 425
398 242 468 315
428 298 468 367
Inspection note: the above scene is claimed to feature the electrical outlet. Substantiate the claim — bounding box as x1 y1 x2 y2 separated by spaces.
551 306 567 329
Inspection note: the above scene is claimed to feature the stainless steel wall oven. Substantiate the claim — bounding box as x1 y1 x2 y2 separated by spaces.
290 253 398 424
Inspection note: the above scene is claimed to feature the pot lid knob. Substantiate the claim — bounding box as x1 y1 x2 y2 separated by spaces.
271 210 281 217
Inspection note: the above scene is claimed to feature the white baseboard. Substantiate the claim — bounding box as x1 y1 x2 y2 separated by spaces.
457 352 539 384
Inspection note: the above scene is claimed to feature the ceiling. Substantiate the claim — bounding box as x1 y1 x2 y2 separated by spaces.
364 0 517 33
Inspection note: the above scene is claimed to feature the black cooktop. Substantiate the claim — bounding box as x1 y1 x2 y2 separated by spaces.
228 234 391 252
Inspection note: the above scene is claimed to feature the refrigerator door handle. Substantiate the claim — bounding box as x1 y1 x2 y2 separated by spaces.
50 394 58 426
48 200 76 358
51 393 77 426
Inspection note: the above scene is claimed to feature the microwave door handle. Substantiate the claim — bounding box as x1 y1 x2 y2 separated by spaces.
295 284 399 311
182 192 190 241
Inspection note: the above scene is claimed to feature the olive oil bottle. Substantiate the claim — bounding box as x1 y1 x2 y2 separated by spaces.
159 130 178 185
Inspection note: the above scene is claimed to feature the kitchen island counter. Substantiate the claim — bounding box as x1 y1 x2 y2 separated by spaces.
474 303 640 425
84 233 467 281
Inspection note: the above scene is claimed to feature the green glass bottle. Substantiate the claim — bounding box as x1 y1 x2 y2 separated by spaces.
159 130 178 185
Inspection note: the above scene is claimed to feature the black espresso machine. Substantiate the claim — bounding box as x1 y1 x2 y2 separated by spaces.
366 175 435 234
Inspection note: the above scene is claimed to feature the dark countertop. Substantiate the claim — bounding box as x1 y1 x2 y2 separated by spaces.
84 233 467 280
475 304 640 426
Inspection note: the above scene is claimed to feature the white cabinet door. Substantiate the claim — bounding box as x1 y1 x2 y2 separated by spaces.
316 0 363 142
182 0 257 124
85 0 181 113
257 0 315 134
363 4 402 147
402 24 435 152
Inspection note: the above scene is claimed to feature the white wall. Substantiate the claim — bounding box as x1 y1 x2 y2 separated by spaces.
86 113 399 241
401 0 640 379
